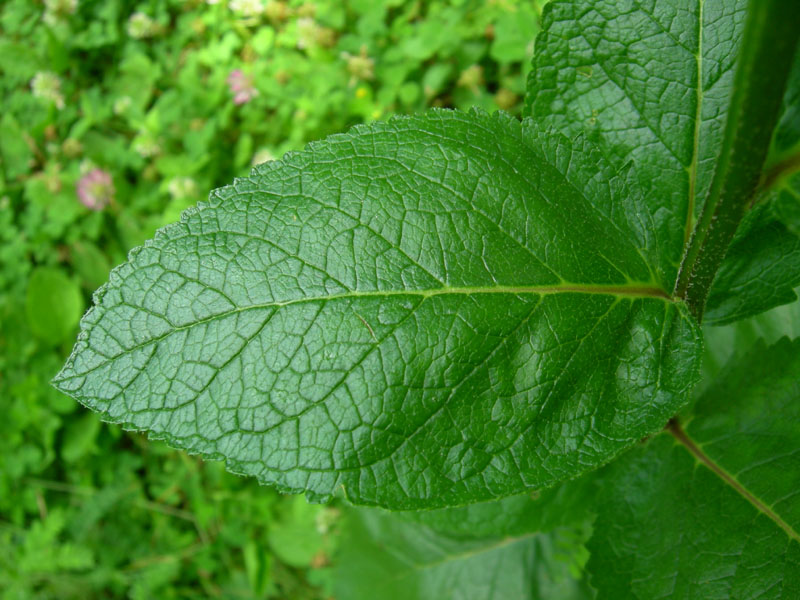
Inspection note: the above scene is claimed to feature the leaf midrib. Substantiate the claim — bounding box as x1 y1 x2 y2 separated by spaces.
55 282 672 384
668 420 800 543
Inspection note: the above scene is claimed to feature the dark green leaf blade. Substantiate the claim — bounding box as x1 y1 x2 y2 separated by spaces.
700 289 800 394
704 199 800 325
704 44 800 325
526 0 748 287
334 486 596 600
26 267 85 345
53 110 700 509
772 46 800 160
587 337 800 599
771 173 800 235
399 469 598 540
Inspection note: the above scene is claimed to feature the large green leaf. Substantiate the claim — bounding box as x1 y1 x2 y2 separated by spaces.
587 337 800 599
527 0 800 324
526 0 748 287
334 485 596 600
54 110 701 509
26 267 85 345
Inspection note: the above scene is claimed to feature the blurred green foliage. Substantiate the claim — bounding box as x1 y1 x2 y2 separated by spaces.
0 0 545 597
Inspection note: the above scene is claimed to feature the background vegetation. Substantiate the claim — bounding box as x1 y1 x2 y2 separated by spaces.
0 0 548 597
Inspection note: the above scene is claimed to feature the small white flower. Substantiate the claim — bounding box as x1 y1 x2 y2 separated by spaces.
251 148 276 166
43 0 78 25
230 0 264 18
133 133 161 158
167 177 199 200
341 46 375 85
127 12 158 39
113 96 132 115
31 72 65 109
296 17 317 49
79 159 97 175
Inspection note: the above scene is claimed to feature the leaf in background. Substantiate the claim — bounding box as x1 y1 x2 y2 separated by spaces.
490 6 539 64
703 44 800 325
772 47 800 159
700 290 800 394
334 491 595 600
12 509 95 575
24 177 84 238
61 412 101 464
399 473 596 541
526 0 748 287
267 495 326 569
26 267 84 345
243 539 273 598
71 241 111 290
0 113 33 180
772 173 800 236
0 40 42 83
587 337 800 599
53 109 701 509
704 200 800 325
110 53 159 112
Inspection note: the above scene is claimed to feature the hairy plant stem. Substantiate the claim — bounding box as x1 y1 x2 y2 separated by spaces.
674 0 800 321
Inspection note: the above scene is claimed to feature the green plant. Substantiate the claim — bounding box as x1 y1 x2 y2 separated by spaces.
53 0 800 597
1 1 545 597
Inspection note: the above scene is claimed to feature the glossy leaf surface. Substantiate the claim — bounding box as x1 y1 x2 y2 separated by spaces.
527 0 748 286
526 0 800 325
53 110 700 508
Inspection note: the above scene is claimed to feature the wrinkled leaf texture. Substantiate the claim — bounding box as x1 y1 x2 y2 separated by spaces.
526 0 800 324
54 109 700 508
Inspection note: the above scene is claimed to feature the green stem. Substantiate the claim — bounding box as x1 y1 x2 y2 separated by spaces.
674 0 800 320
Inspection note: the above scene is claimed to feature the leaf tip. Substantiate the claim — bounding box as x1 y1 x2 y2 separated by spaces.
50 365 76 397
